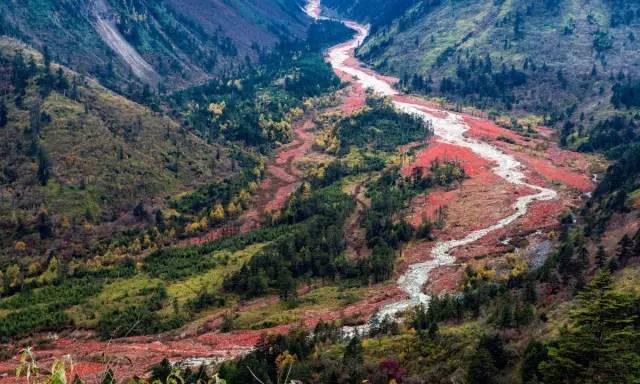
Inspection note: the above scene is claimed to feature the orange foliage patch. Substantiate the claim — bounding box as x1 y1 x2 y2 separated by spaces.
406 189 458 227
339 82 367 113
463 115 523 144
401 140 493 178
515 154 593 192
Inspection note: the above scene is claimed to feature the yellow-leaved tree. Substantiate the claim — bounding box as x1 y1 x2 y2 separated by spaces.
208 102 226 121
37 257 60 285
210 203 225 224
226 202 240 218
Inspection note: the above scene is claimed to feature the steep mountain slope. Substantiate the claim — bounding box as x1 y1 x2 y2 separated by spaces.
0 0 309 91
0 37 235 268
323 0 417 31
166 0 310 51
326 0 640 148
0 15 352 349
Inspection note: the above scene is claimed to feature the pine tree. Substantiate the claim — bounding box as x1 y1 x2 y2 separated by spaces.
133 202 147 218
521 340 548 384
55 67 68 91
37 148 51 186
427 320 439 339
155 209 166 232
37 210 53 239
616 234 633 267
343 336 364 365
497 300 514 328
467 348 497 384
370 244 394 282
411 304 430 331
277 268 295 300
478 333 508 369
0 101 7 127
540 272 640 383
595 245 607 269
608 256 620 273
150 358 172 383
247 272 268 297
574 244 589 290
514 302 534 327
557 241 574 280
574 244 589 274
633 229 640 258
43 45 51 72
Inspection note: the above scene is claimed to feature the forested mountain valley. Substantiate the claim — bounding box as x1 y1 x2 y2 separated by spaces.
0 0 638 383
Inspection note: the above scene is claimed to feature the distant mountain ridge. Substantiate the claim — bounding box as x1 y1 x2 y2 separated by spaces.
0 0 309 91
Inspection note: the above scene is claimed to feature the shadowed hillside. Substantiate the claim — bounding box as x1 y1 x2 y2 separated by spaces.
0 0 309 91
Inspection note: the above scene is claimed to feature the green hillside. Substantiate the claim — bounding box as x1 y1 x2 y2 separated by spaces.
327 0 640 149
0 37 234 269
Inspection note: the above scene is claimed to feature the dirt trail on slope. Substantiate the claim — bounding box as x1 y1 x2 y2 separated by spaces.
258 120 316 216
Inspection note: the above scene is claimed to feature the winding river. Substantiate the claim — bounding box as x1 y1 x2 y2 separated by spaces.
306 0 558 330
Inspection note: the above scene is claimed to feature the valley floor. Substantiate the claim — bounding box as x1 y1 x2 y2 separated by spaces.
0 3 601 382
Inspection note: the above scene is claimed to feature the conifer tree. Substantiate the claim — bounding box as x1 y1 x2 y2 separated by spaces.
540 272 640 383
616 234 633 267
155 209 166 232
575 244 589 273
595 245 607 269
557 241 574 280
37 148 51 186
467 348 497 384
633 229 640 258
521 339 547 384
277 268 295 300
343 336 364 365
0 100 7 127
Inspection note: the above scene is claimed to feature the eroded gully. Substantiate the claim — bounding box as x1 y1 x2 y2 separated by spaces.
305 0 558 331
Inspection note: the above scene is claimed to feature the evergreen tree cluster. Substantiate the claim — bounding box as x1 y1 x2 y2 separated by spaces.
577 116 637 153
612 80 640 109
401 54 529 109
334 95 434 154
170 21 348 150
222 185 355 298
537 272 640 384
